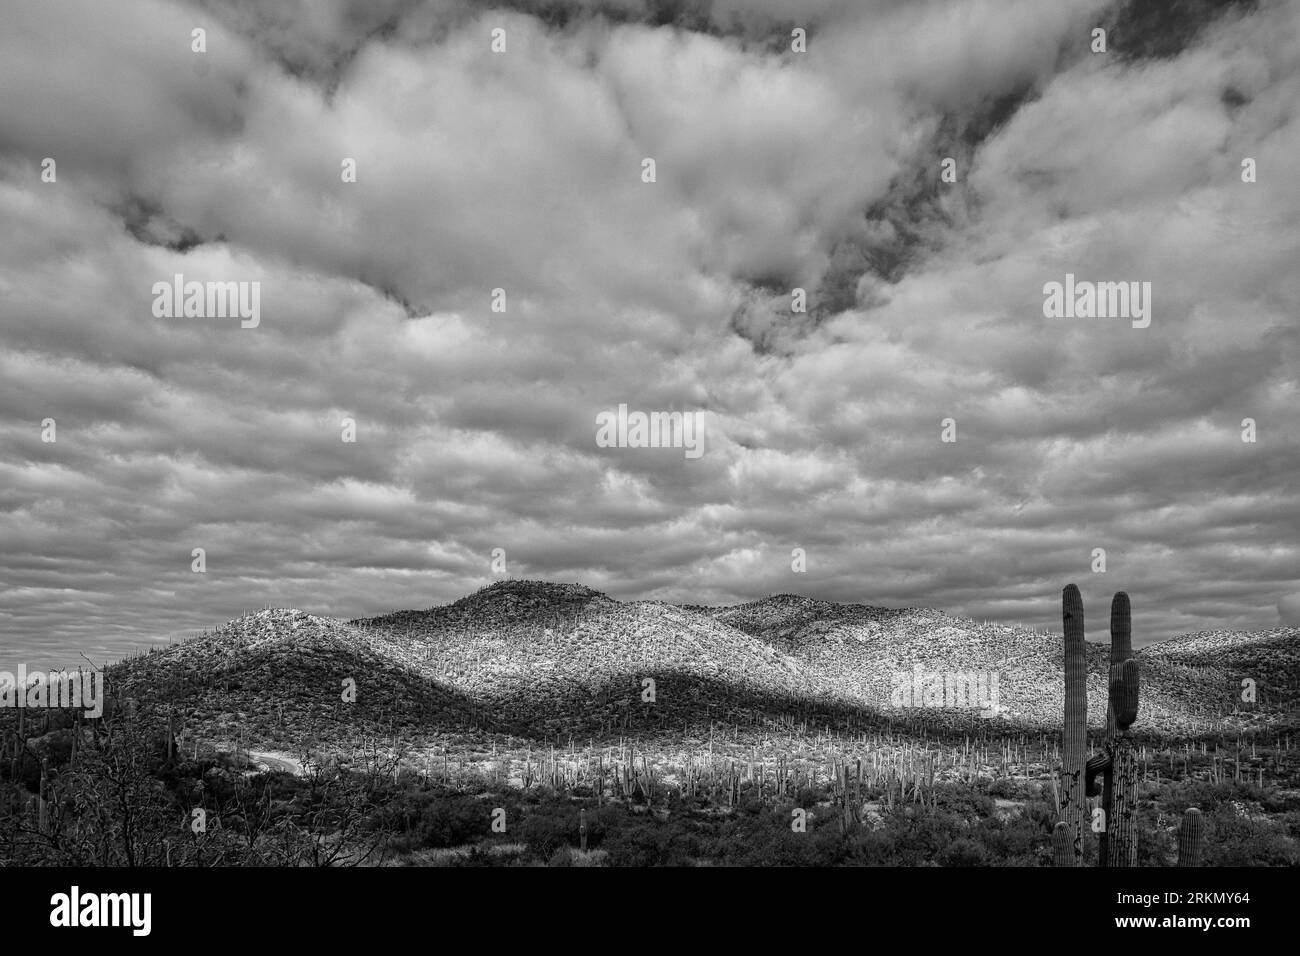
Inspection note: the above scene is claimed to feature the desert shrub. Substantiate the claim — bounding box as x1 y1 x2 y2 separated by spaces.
520 805 580 857
701 804 847 866
603 819 700 866
969 813 1045 865
1020 798 1058 831
937 837 988 866
442 843 497 867
931 784 995 819
547 847 573 866
1202 805 1299 866
415 795 493 848
987 777 1037 800
1257 788 1300 814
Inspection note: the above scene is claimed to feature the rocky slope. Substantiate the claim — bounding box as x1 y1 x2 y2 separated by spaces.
354 584 851 736
706 595 1298 733
1140 627 1300 726
110 608 480 743
110 581 1299 745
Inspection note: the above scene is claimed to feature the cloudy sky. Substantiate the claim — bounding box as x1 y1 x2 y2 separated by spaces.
2 0 1297 668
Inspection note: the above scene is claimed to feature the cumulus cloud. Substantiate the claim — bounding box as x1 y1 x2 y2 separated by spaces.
1 0 1297 668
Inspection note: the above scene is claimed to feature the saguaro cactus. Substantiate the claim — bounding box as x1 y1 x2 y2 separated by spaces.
1059 584 1088 865
1084 592 1141 867
1177 808 1204 867
166 708 177 764
38 758 49 835
1099 593 1130 859
1107 594 1132 728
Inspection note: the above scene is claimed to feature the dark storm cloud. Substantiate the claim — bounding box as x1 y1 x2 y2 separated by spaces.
1 0 1297 669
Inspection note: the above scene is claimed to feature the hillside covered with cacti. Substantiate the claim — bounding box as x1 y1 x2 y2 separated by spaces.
98 580 1298 750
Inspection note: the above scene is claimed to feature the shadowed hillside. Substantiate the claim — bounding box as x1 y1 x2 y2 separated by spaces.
110 608 482 748
105 581 1298 747
354 583 874 737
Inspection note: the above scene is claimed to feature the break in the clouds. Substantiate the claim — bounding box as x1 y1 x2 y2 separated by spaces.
1 0 1297 669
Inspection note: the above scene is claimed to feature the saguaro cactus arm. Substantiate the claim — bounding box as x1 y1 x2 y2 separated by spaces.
1085 752 1110 798
1106 592 1131 733
1110 659 1140 730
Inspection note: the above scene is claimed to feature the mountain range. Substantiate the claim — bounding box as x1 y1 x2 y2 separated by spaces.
108 580 1299 748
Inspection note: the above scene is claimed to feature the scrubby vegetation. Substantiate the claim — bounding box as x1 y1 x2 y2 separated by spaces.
3 702 1297 867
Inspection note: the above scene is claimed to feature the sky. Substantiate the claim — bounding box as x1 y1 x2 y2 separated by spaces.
1 0 1298 669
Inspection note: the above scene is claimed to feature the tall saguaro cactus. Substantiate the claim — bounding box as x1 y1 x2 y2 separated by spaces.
1098 593 1131 860
1054 590 1207 869
1084 591 1141 867
1059 584 1088 865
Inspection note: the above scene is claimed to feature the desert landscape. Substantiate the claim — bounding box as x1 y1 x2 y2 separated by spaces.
3 0 1298 910
2 580 1295 866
